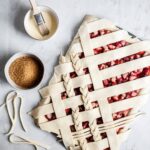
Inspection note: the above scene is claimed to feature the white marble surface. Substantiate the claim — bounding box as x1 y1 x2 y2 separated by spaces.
0 0 150 150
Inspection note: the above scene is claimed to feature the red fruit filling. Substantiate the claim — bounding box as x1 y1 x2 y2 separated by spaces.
65 102 99 116
90 29 113 39
44 30 149 144
91 101 99 108
65 108 72 115
116 127 124 134
113 108 132 121
65 105 85 116
78 30 126 58
70 118 104 133
70 71 77 78
103 66 150 87
94 40 130 55
61 91 68 100
98 51 146 70
86 136 94 142
45 113 56 121
61 85 94 101
88 84 94 92
96 117 103 125
107 89 141 103
70 125 76 132
82 121 89 129
78 52 85 59
83 68 89 74
78 105 85 112
74 87 81 96
70 118 106 143
69 68 89 79
86 132 107 143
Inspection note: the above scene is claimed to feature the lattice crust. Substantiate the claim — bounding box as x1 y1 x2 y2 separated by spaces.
31 15 150 150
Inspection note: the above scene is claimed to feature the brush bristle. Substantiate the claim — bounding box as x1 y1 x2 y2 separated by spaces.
38 24 50 36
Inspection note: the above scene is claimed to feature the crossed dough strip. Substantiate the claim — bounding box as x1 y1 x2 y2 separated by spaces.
31 15 150 150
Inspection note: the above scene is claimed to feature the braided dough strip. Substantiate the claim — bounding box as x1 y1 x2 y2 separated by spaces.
69 129 131 150
39 55 150 97
54 40 150 78
31 76 150 120
31 15 150 150
38 94 148 133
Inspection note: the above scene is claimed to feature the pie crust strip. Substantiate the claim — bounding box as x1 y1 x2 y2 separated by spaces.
32 76 150 120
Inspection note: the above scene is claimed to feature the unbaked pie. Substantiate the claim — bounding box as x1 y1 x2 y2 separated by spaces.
31 15 150 150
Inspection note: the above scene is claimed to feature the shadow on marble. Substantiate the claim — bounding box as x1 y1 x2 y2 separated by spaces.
51 132 65 148
0 51 17 84
14 5 29 36
44 17 85 83
61 17 84 55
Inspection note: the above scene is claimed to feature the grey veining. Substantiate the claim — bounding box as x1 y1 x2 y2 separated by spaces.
0 0 150 150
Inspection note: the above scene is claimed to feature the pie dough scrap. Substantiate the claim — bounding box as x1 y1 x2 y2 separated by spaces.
0 91 50 150
31 15 150 150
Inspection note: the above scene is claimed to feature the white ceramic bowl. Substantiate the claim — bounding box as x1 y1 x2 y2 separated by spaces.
24 6 59 40
4 52 44 90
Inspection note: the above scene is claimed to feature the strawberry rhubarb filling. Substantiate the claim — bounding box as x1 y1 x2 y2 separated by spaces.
44 29 150 147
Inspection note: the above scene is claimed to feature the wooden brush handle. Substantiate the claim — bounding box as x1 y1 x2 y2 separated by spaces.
29 0 39 14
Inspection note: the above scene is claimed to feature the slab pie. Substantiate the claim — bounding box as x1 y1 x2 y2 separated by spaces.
31 15 150 150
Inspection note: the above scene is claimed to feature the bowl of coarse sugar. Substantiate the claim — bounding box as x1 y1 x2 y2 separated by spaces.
4 52 44 90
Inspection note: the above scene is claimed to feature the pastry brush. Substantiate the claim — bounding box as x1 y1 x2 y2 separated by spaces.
29 0 50 36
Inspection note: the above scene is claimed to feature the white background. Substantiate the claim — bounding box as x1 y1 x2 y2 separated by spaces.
0 0 150 150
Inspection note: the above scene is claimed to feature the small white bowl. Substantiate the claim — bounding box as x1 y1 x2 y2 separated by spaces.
24 6 59 40
5 52 44 90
